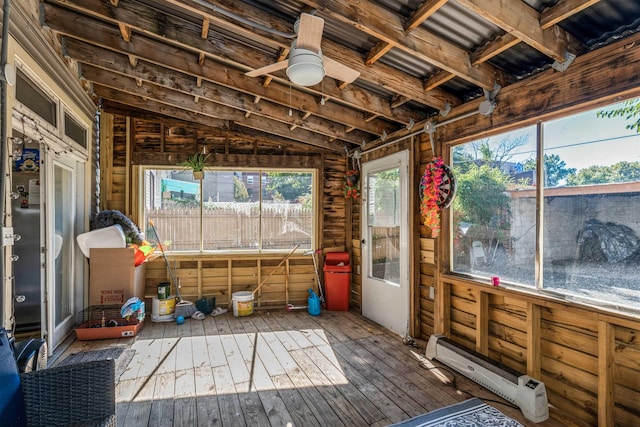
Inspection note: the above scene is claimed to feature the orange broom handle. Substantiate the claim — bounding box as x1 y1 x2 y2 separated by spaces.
252 244 300 297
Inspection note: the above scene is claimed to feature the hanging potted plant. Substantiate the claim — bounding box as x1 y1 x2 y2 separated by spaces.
344 169 360 199
180 152 210 180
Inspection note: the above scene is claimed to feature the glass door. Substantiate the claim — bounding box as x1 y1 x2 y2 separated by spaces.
361 150 409 336
46 158 78 349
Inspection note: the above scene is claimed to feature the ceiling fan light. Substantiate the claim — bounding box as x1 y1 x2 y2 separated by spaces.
287 48 325 86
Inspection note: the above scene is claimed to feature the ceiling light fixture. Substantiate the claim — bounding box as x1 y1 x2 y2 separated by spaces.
286 47 325 87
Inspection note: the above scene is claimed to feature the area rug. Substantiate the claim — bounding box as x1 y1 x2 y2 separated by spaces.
389 398 524 427
57 347 135 383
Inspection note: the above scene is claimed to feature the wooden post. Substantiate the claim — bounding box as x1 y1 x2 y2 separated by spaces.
476 290 489 355
598 321 615 426
527 302 541 379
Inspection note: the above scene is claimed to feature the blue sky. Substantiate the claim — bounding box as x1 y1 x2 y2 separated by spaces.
481 99 640 171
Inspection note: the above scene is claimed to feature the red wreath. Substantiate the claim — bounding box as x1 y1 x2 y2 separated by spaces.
420 157 446 237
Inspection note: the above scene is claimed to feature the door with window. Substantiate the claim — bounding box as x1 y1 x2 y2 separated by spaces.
45 157 79 350
361 151 409 336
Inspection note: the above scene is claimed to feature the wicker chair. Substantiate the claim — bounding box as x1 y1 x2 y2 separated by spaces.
20 358 116 427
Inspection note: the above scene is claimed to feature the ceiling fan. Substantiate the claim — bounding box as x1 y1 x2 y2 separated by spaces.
245 13 360 87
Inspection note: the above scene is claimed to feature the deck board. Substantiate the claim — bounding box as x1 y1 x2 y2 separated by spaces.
57 309 565 426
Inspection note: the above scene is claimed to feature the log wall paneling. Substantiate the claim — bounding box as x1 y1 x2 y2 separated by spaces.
143 255 317 309
440 276 640 426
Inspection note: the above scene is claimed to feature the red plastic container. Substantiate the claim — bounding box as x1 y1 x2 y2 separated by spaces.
323 252 351 311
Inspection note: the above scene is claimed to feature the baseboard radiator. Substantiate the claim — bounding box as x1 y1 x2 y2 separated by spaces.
425 334 549 423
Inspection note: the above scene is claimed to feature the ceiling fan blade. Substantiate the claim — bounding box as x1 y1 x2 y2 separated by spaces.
323 57 360 84
245 60 288 78
296 13 324 52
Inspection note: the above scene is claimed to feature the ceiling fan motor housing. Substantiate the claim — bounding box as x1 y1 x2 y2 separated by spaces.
286 47 325 86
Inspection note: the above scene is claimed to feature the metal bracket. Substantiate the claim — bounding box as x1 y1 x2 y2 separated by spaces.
551 51 576 72
439 102 451 118
406 118 415 131
479 82 501 116
423 121 437 153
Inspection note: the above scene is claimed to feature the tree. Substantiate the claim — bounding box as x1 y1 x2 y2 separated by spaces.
567 161 640 185
523 153 576 187
463 134 530 169
597 98 640 133
266 172 311 201
454 164 511 226
453 164 512 262
233 176 249 201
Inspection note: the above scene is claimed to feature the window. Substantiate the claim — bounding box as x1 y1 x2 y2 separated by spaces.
451 126 537 287
15 70 57 126
450 97 640 313
144 168 315 252
64 113 87 148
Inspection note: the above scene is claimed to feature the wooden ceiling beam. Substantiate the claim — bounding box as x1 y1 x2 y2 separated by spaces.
364 42 393 66
470 33 520 65
99 95 227 128
161 0 455 109
43 2 425 129
456 0 573 62
80 62 368 144
102 100 320 155
92 81 342 152
405 0 449 31
540 0 602 29
201 17 210 39
299 0 503 90
48 0 446 115
117 23 131 42
61 37 387 140
426 0 595 91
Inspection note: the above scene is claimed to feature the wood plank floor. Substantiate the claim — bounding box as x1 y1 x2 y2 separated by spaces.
58 309 565 427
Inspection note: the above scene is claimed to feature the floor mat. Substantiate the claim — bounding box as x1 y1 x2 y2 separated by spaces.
388 398 524 427
57 347 136 382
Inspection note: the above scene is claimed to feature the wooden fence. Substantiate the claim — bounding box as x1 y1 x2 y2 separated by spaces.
146 202 312 250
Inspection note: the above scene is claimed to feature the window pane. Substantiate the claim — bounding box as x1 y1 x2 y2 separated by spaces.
204 170 258 250
144 168 313 252
64 113 87 148
146 169 202 251
367 167 400 284
542 98 640 310
16 71 57 126
261 171 313 250
451 127 537 286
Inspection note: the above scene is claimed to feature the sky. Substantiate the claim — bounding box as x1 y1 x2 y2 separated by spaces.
480 99 640 171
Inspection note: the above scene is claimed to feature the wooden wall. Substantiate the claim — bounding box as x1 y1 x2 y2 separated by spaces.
414 31 640 427
99 112 349 309
434 276 640 427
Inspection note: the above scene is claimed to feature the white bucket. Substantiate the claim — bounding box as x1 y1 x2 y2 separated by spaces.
151 313 175 322
152 296 176 316
232 291 254 317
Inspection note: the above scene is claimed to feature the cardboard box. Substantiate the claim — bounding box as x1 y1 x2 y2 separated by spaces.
89 248 146 306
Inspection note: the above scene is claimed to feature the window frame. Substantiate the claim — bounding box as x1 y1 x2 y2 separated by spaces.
446 96 640 316
139 165 318 254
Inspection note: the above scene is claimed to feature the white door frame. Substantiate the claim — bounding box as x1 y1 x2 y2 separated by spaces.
43 153 84 351
361 150 410 337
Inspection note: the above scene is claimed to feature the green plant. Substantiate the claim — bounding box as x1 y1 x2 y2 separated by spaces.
180 152 210 172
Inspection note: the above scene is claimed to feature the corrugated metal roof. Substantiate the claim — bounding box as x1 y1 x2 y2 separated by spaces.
105 0 640 120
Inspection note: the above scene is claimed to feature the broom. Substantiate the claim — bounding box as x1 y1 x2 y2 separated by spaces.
149 220 197 318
